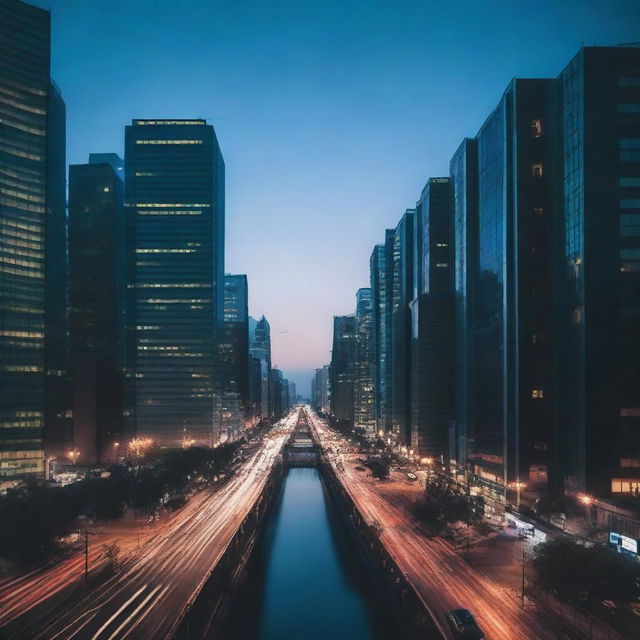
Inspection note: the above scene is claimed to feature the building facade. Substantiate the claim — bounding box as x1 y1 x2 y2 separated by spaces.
68 156 125 463
218 274 249 440
0 0 66 486
410 178 455 460
124 119 225 447
354 288 375 434
330 314 357 426
370 230 395 435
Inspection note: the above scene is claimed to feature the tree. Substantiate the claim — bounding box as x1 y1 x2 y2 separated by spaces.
533 537 640 604
413 479 484 535
364 455 391 479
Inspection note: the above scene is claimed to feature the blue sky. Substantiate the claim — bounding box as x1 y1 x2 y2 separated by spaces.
34 0 640 395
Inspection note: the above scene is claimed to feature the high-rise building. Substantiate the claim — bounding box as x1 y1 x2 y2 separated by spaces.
450 79 556 515
249 315 271 422
0 0 66 487
125 119 225 447
330 314 357 426
313 365 330 415
68 156 125 462
354 288 375 435
218 274 249 440
391 210 415 444
370 230 395 435
450 138 478 476
410 178 455 460
556 47 640 498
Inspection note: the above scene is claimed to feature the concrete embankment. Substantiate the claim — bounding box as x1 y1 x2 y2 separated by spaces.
173 461 285 640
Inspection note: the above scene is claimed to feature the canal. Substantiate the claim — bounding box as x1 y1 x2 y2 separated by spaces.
216 467 404 639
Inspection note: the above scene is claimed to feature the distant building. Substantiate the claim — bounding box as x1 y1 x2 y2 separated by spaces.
313 365 330 415
391 210 415 445
0 0 66 486
370 230 395 435
330 315 357 426
217 274 249 441
249 315 271 422
68 156 125 463
354 288 375 435
125 119 225 447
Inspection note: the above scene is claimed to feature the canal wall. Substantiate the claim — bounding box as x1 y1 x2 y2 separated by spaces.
172 460 285 640
318 456 447 640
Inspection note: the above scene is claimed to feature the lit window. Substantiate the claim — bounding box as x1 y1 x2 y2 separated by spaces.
533 207 544 216
531 389 544 399
531 164 543 178
530 119 543 138
103 186 110 193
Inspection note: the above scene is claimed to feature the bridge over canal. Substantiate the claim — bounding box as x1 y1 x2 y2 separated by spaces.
282 408 320 467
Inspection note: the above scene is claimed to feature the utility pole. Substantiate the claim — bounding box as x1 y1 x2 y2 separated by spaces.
84 529 89 584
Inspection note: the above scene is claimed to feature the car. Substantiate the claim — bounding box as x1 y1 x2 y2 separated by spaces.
445 609 485 639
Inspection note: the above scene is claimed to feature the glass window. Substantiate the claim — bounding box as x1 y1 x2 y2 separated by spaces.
620 177 640 187
621 199 640 208
619 77 640 87
618 103 640 114
530 119 543 138
531 164 543 178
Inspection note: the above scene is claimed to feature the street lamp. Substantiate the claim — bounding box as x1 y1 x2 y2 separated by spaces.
579 494 594 524
66 448 80 464
509 480 527 510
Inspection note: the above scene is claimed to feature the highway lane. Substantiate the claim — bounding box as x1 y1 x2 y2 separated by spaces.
1 409 299 640
305 406 583 640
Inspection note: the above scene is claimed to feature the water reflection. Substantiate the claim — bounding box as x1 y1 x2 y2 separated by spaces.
216 467 400 640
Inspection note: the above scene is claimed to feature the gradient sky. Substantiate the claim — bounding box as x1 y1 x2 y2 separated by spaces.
32 0 640 395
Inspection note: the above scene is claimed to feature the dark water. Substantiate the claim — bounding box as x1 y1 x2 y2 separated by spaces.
216 467 401 640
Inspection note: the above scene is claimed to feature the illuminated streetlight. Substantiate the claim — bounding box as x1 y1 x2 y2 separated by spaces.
66 448 80 464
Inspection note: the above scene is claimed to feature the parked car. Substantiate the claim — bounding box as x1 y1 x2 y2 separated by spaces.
446 609 485 639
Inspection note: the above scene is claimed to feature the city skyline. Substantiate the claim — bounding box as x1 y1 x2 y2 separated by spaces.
31 0 640 395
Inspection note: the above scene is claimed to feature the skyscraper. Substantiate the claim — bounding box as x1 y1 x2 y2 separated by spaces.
370 230 394 435
330 314 357 426
313 365 330 415
449 138 478 476
249 315 271 422
0 0 65 487
218 274 249 440
556 47 640 498
68 156 125 462
125 119 225 447
354 288 375 435
410 178 455 459
391 209 415 445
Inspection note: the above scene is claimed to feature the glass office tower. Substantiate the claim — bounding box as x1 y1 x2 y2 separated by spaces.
125 119 225 446
450 138 478 475
218 274 249 441
410 178 455 459
391 209 414 445
557 47 640 497
354 288 375 434
370 229 394 435
0 0 65 486
68 157 125 462
330 314 357 425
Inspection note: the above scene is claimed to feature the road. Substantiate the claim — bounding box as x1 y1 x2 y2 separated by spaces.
305 406 586 640
0 409 298 640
